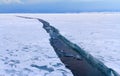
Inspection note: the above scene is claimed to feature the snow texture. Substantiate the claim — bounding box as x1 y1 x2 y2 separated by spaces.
0 14 73 76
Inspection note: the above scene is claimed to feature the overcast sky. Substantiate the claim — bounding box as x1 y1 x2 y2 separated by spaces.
0 0 120 13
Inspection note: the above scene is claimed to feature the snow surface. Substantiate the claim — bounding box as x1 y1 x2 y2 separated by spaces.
0 14 73 76
18 13 120 74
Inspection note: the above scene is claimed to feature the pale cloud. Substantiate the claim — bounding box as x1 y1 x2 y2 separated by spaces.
0 0 23 4
24 0 106 4
0 0 116 5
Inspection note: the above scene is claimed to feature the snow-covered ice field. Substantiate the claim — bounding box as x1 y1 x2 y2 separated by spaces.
17 13 120 74
0 14 73 76
0 13 120 75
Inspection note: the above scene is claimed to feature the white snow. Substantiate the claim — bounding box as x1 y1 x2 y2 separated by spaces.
18 13 120 74
0 14 73 76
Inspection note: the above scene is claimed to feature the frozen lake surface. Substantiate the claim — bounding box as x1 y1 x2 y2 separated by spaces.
0 13 120 75
0 14 73 76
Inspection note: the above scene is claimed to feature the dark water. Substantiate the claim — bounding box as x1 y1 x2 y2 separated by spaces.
50 38 106 76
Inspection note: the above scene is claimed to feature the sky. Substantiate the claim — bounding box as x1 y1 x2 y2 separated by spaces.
0 0 120 13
